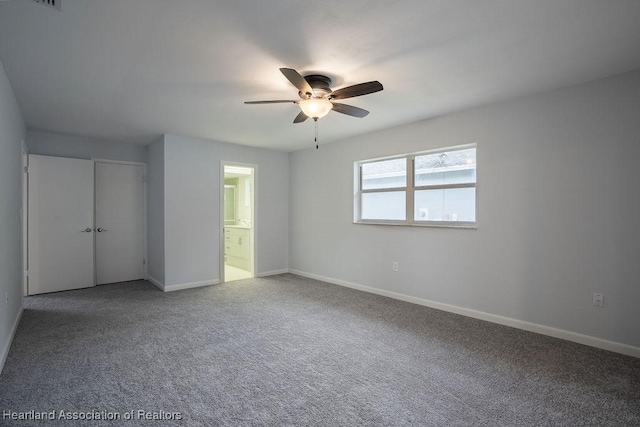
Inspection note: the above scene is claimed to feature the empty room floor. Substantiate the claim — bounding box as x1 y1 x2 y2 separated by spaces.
1 274 638 426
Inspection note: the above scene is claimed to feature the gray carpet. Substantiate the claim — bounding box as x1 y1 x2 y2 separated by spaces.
1 274 639 426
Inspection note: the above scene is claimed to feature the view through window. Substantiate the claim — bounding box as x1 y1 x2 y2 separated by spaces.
355 144 477 226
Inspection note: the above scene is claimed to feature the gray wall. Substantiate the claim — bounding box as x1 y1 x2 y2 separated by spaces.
289 70 640 350
151 134 289 287
0 60 25 372
147 136 165 284
28 130 147 163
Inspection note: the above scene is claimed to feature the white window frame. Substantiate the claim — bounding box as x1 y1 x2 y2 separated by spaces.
354 143 477 228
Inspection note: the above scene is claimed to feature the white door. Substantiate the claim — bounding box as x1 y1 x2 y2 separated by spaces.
28 155 95 295
95 162 145 285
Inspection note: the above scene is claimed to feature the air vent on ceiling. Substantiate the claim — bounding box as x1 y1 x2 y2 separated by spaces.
31 0 62 11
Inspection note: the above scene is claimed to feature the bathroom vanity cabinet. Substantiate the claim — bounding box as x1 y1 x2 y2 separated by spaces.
224 227 251 270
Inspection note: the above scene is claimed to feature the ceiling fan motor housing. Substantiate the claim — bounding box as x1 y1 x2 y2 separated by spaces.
301 75 333 99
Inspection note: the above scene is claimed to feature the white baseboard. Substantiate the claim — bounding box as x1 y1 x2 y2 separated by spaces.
149 270 289 290
146 276 219 292
257 269 289 277
163 279 220 292
1 307 23 375
289 269 640 359
146 275 165 291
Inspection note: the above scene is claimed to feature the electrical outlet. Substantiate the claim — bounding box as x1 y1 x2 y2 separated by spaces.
593 292 604 307
392 261 399 272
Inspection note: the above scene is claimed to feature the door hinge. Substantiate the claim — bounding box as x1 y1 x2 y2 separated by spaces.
143 259 146 265
24 166 29 173
23 269 29 277
142 174 147 184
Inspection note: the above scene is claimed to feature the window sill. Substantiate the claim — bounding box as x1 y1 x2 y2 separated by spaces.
354 220 477 229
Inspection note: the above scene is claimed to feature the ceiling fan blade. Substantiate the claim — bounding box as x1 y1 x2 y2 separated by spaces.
293 111 308 123
330 81 383 100
331 103 370 118
280 68 313 96
244 100 297 104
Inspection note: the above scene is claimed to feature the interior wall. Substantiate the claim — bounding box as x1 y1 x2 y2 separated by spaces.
0 60 25 372
163 134 288 287
146 136 165 284
27 130 148 163
289 69 640 350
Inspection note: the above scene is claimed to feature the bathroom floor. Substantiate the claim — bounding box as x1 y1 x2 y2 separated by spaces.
224 264 252 282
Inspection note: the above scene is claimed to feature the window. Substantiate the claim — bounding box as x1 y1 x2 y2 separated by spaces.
354 144 476 227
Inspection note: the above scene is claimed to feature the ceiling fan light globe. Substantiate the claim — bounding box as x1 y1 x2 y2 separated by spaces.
299 98 332 119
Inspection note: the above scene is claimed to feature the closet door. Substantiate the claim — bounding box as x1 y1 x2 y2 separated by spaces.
95 162 145 285
28 155 95 295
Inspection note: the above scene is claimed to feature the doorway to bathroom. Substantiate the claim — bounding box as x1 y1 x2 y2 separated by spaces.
222 163 255 282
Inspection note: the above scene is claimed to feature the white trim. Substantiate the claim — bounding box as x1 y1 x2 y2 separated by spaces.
147 275 220 292
163 279 220 292
355 220 477 229
355 142 478 165
257 269 289 277
22 141 29 296
221 161 257 283
142 166 148 280
1 308 23 375
289 269 640 359
147 275 165 291
354 143 478 228
219 164 225 283
90 158 147 166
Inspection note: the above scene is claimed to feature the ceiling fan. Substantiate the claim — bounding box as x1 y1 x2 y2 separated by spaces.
245 68 383 123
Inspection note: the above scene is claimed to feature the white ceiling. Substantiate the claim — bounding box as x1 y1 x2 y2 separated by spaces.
1 0 640 152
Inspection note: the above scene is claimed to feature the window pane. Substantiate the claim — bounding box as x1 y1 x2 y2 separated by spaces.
362 158 406 190
362 191 406 221
415 148 476 186
414 188 475 222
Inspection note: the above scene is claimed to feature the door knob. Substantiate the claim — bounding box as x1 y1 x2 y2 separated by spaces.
97 228 108 232
82 228 92 233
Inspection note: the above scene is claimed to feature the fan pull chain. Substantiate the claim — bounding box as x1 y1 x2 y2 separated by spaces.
314 118 319 149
